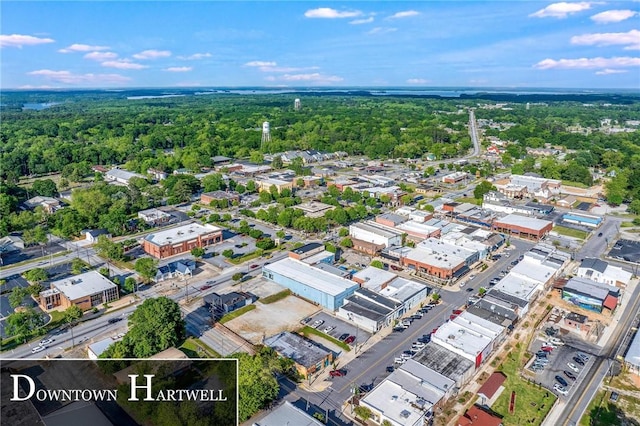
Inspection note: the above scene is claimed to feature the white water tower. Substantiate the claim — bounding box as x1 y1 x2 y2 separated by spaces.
262 121 271 143
294 98 301 111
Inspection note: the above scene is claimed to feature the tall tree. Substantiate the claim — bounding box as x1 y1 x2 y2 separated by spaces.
134 258 158 283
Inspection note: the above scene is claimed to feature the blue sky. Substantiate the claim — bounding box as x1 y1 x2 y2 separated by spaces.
2 1 639 89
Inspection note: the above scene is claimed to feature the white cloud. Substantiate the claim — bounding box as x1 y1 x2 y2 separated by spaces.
27 69 130 84
268 73 344 83
595 68 628 75
304 8 362 19
350 17 374 25
58 43 110 53
132 49 171 60
245 60 277 67
164 66 192 72
388 10 420 19
177 52 212 60
1 34 55 48
407 78 429 84
529 2 596 18
259 65 319 73
367 27 398 35
534 56 640 69
591 10 638 23
101 59 148 70
84 51 118 61
571 30 640 50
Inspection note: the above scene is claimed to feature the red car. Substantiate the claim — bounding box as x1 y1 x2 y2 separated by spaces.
250 264 259 269
344 335 355 344
329 369 346 377
200 285 212 291
541 346 554 352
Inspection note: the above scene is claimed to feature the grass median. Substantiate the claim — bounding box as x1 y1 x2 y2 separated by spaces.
299 326 351 352
218 304 256 324
259 289 291 304
554 225 589 240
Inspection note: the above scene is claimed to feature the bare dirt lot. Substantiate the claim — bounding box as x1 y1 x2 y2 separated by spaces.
225 295 321 344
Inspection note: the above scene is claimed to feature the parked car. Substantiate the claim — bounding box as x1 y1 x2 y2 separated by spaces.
550 337 564 345
386 366 395 373
554 384 568 396
329 369 346 377
312 320 324 328
301 317 312 325
322 326 335 333
339 333 350 341
412 341 425 349
576 352 590 362
573 356 585 366
344 336 356 344
394 357 405 364
564 370 576 380
541 346 553 352
567 362 580 373
555 375 568 387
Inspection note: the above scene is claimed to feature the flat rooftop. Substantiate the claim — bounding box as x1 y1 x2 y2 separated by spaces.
352 266 397 290
491 272 540 301
144 223 221 246
432 320 493 357
264 258 358 296
264 332 330 369
350 221 402 239
50 270 118 301
396 221 439 236
414 343 474 386
494 214 552 231
379 277 427 303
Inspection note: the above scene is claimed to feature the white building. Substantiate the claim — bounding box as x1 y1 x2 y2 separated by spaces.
577 258 633 287
379 277 429 314
431 318 494 368
361 359 453 426
349 222 403 248
105 168 145 186
352 266 397 291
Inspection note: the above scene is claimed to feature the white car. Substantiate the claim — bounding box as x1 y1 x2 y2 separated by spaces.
459 281 466 288
412 342 425 349
312 320 324 328
567 362 580 373
394 357 406 364
553 384 568 395
550 337 565 345
322 326 334 333
39 338 53 346
31 346 46 354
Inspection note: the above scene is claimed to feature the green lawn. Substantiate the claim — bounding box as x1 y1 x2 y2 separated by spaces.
179 337 221 358
218 304 256 324
553 225 589 240
259 289 291 304
562 180 589 188
491 344 557 425
455 197 482 206
299 326 351 352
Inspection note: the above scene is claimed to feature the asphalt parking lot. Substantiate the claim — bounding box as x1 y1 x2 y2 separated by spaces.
609 239 640 264
305 311 372 349
527 336 592 398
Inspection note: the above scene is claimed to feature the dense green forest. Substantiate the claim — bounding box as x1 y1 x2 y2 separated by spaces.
1 91 639 239
0 93 473 181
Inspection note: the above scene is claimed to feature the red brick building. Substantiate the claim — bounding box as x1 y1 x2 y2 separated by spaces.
142 223 223 259
492 214 553 241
